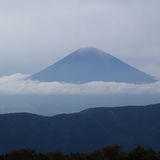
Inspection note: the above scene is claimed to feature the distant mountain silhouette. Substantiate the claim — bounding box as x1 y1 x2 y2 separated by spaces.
0 103 160 154
32 47 156 83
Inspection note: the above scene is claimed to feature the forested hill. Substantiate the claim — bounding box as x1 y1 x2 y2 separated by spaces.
0 103 160 154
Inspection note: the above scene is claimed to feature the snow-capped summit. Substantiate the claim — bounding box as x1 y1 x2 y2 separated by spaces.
32 47 156 84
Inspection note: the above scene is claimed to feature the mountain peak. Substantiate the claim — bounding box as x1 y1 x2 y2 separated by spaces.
69 47 111 57
60 47 117 65
74 47 105 54
32 48 156 84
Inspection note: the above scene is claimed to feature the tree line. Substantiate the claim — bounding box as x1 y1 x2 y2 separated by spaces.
0 144 160 160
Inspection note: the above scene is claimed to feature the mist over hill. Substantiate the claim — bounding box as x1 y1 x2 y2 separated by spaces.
32 47 156 84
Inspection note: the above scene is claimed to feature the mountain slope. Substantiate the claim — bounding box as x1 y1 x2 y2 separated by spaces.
0 103 160 154
32 47 156 83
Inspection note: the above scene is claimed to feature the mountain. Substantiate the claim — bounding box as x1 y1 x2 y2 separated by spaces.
0 103 160 154
32 47 156 83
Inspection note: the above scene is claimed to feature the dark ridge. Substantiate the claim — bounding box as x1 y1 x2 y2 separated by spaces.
0 103 160 154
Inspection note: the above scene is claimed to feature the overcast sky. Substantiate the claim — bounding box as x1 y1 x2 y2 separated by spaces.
0 0 160 78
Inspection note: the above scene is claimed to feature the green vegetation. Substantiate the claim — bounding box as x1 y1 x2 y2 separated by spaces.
1 145 160 160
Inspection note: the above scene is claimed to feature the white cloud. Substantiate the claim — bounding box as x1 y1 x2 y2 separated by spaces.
0 73 160 95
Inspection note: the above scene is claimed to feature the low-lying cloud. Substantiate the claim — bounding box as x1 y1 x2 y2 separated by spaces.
0 73 160 95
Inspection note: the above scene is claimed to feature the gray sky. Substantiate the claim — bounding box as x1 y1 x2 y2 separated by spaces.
0 0 160 78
